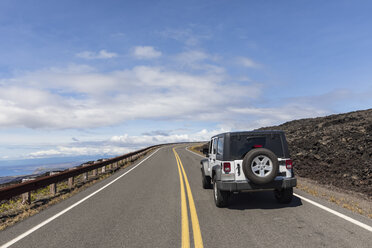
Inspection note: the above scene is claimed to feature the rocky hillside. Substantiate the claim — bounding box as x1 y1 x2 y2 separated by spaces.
259 109 372 198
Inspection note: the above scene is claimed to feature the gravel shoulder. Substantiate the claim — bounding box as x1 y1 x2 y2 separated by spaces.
296 176 372 219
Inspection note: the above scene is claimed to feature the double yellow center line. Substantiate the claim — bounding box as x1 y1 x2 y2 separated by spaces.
173 147 204 248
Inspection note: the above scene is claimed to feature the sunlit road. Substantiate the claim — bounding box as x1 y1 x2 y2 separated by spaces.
0 145 371 248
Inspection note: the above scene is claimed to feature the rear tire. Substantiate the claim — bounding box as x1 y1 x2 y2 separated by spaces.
201 169 212 189
274 187 293 204
213 176 230 207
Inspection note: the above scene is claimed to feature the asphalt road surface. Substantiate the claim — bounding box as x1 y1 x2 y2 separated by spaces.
0 145 371 248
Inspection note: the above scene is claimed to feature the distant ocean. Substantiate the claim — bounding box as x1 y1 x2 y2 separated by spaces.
0 155 110 185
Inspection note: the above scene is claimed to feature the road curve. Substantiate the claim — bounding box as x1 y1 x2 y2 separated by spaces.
0 145 371 248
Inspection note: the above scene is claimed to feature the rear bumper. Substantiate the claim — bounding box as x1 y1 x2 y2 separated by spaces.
216 177 297 192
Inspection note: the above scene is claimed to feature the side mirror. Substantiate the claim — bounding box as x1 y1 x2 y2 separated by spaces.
202 148 209 157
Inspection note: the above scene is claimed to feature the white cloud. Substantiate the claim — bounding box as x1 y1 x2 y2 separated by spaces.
26 128 228 159
132 46 162 59
1 57 352 160
176 50 209 62
109 129 229 147
0 64 265 129
0 61 335 131
172 50 223 73
76 50 118 59
236 57 261 68
227 105 329 130
28 146 133 158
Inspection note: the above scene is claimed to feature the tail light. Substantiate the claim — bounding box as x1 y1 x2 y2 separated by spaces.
285 159 293 169
253 145 263 148
223 162 231 173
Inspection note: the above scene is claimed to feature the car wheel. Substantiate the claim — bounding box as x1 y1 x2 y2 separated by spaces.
274 187 293 204
201 169 212 189
213 176 229 207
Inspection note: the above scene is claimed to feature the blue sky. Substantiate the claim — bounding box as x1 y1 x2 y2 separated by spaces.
0 0 371 162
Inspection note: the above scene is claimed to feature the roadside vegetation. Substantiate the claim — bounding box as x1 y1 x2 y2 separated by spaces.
189 143 209 156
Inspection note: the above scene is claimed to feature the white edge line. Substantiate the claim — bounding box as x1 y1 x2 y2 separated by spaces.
186 146 372 233
294 193 372 232
185 146 206 159
0 148 160 248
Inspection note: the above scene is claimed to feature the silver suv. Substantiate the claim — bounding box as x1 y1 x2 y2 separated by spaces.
201 131 297 207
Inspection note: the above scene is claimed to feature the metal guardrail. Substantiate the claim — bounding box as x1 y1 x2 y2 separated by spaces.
0 144 162 202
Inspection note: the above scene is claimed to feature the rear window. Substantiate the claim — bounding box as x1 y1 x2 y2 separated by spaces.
229 134 284 160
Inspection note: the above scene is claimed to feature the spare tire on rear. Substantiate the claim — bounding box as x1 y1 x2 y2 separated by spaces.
242 148 279 184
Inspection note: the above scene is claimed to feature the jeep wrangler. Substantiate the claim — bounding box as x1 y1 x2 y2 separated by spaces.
200 131 297 207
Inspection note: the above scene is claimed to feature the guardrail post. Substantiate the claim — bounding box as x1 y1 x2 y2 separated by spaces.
92 161 98 176
49 172 59 195
102 165 106 173
68 167 75 189
82 165 89 181
21 178 34 204
22 191 31 205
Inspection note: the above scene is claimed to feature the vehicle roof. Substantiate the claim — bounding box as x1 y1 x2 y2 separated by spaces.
211 130 284 139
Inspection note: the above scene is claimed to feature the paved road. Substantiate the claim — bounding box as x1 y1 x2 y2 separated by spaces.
0 145 371 248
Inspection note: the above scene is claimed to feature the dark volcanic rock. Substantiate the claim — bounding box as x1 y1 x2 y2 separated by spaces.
259 108 372 198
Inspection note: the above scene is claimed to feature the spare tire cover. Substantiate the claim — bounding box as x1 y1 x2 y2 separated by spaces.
242 148 279 184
